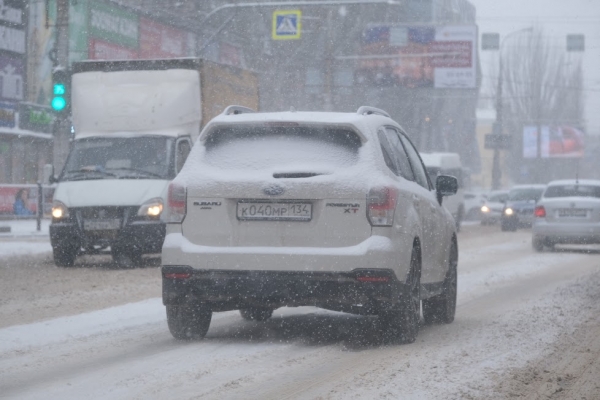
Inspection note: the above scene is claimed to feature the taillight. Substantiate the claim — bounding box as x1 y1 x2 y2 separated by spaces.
164 272 191 279
167 182 187 223
367 187 398 226
356 276 390 283
534 205 546 218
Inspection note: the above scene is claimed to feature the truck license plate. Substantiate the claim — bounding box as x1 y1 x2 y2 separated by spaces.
237 202 312 221
84 219 121 230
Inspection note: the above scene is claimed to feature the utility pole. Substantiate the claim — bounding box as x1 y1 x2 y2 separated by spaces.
53 0 70 173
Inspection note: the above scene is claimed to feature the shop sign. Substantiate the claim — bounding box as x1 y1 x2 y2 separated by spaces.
89 2 138 49
0 102 15 128
18 103 54 133
0 54 23 102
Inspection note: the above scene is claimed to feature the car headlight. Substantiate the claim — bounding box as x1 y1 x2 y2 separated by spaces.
138 198 164 217
504 208 514 216
481 205 490 213
52 201 69 220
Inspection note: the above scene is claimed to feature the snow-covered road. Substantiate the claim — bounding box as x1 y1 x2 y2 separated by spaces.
1 226 599 399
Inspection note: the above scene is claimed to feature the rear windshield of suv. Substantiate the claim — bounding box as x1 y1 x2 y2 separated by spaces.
508 188 544 202
544 185 600 198
203 125 362 170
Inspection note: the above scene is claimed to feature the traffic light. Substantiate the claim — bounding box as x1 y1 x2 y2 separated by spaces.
51 68 70 115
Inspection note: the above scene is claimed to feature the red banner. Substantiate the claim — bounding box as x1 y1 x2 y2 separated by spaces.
139 18 186 59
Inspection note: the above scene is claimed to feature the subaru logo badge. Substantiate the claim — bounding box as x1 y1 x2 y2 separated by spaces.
263 185 285 196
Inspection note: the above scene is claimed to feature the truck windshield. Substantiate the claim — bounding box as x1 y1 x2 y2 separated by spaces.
62 136 173 181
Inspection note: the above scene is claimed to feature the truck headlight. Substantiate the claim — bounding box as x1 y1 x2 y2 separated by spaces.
52 201 69 220
138 198 164 217
481 205 490 213
504 208 514 216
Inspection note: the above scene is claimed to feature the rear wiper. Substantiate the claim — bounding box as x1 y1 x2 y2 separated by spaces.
106 167 163 179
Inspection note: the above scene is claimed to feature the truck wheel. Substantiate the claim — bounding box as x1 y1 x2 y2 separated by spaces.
240 308 273 321
53 245 77 267
423 241 457 324
166 304 212 340
380 247 421 344
111 246 142 268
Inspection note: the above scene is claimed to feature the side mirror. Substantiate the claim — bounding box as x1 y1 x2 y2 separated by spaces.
43 164 55 185
436 175 458 204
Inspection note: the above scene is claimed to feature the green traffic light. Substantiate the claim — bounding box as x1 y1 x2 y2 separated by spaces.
54 83 65 95
52 96 66 111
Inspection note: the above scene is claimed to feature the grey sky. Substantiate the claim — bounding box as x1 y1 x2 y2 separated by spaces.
469 0 600 134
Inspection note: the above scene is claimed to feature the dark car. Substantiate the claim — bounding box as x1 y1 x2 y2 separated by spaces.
501 185 546 232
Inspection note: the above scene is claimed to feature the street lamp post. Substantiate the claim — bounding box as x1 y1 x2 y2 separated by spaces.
489 27 533 190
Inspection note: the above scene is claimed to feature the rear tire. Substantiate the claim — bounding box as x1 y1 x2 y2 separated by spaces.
380 247 421 344
423 241 458 324
166 304 212 340
240 308 273 321
532 236 545 252
53 245 77 267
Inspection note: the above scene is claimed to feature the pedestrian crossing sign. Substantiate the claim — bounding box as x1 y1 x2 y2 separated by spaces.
272 10 301 40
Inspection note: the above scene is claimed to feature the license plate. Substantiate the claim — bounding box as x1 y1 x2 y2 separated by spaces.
84 219 121 230
558 209 587 218
237 202 312 221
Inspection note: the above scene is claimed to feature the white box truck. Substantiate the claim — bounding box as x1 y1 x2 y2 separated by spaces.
48 58 259 267
420 152 466 231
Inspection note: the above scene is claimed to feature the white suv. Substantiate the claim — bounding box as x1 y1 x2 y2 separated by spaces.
161 106 459 343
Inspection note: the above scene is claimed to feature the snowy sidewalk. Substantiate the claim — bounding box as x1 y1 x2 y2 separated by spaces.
0 219 50 238
0 219 51 258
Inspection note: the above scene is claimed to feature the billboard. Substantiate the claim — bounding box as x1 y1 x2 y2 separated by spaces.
139 18 186 59
523 125 585 158
356 25 477 89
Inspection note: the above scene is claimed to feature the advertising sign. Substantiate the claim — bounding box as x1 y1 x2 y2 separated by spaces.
18 103 54 133
0 54 23 102
89 39 138 60
523 125 585 158
357 25 477 89
69 0 89 63
89 2 139 49
0 102 15 128
139 18 185 59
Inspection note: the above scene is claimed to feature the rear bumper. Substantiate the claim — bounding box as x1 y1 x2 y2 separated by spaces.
161 232 408 275
50 220 166 253
162 266 409 314
533 220 600 244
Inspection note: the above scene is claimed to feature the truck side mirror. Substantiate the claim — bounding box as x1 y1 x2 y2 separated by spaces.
436 175 458 204
43 164 55 185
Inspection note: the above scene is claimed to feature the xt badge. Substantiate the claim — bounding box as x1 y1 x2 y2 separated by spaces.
326 202 360 214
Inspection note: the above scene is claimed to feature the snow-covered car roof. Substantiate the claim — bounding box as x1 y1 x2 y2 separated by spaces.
200 110 402 143
510 184 547 190
546 179 600 187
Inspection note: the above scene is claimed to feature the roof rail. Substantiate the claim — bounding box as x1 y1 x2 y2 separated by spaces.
223 105 256 115
356 106 390 118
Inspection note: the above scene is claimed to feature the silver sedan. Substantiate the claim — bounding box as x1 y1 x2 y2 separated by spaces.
532 179 600 251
